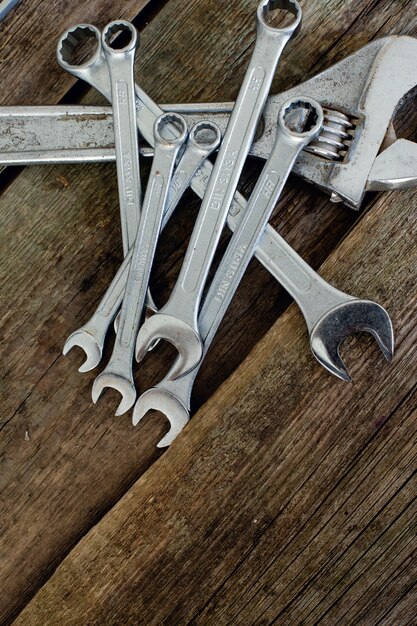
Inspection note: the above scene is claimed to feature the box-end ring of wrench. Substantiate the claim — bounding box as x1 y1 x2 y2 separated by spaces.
63 120 222 372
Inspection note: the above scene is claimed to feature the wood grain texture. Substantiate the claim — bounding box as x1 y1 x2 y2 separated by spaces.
13 186 417 625
0 0 416 622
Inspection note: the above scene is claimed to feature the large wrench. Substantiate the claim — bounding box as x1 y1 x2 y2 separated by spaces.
4 36 416 195
133 100 393 448
92 113 188 415
134 0 302 379
63 120 221 372
1 102 416 193
102 20 141 256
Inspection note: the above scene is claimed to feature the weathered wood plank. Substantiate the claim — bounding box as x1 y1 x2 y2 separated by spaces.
13 186 417 625
0 0 416 622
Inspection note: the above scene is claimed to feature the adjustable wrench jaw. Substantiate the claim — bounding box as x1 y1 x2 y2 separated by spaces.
252 35 417 208
366 138 417 192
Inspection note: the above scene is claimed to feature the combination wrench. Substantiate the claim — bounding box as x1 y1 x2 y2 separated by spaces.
133 99 393 448
134 0 302 379
57 15 393 384
102 20 142 256
63 120 222 372
92 112 188 415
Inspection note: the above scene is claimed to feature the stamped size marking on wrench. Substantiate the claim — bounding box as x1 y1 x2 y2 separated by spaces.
63 120 221 372
135 0 302 380
91 113 188 415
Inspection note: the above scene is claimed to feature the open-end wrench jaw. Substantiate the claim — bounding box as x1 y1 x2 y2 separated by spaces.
132 388 190 448
310 300 394 382
135 314 203 380
92 371 136 416
63 329 102 373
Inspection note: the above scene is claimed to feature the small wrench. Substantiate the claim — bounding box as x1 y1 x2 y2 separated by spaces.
135 0 302 379
63 120 221 372
102 20 142 256
92 113 188 415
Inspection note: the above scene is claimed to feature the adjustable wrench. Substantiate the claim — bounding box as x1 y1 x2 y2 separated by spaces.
63 120 222 372
5 37 417 197
92 113 188 415
135 0 302 379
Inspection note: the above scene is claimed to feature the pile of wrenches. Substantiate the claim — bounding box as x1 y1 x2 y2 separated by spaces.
12 0 413 446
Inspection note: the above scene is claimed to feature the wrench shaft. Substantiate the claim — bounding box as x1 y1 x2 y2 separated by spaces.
103 25 142 255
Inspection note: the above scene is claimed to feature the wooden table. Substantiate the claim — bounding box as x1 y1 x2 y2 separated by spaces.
0 0 416 623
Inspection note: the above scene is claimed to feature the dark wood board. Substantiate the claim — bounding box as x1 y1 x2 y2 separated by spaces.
0 0 416 622
13 186 417 625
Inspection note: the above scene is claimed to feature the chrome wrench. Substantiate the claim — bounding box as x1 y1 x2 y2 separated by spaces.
3 36 416 194
91 113 188 415
63 120 222 372
135 0 302 379
102 20 142 256
1 101 416 192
